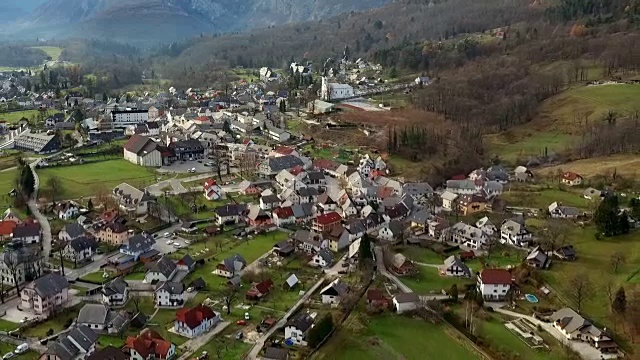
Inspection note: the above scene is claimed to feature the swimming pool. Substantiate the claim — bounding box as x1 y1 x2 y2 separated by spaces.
525 294 539 303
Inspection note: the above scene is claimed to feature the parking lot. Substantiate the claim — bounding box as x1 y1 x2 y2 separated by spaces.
158 159 214 174
152 231 193 254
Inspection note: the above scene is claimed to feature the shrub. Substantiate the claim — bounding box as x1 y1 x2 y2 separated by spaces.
46 328 54 336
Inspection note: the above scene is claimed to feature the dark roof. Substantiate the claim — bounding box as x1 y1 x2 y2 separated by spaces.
261 194 281 204
47 337 79 360
102 277 129 296
150 256 177 278
315 248 334 264
306 171 325 181
129 312 149 329
189 277 206 290
222 254 247 272
177 254 195 268
265 155 305 172
156 281 185 294
124 134 154 154
285 313 314 332
146 121 160 129
69 235 98 252
320 280 348 297
87 346 128 360
64 222 86 239
215 203 247 217
67 325 99 352
12 223 41 238
264 347 289 360
297 187 318 197
33 273 69 298
126 233 155 252
394 292 419 303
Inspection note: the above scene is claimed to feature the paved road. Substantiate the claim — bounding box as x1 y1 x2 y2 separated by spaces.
374 246 413 293
246 260 345 359
491 306 616 360
27 159 52 259
177 321 230 360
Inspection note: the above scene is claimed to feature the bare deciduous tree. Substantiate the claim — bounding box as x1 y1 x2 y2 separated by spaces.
566 272 593 313
610 251 626 273
219 284 240 316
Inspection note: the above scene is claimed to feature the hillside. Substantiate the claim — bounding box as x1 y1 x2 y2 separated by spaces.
4 0 393 43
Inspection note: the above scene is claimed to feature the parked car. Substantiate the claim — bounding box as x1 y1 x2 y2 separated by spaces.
166 240 173 245
236 320 246 326
14 344 28 354
187 287 195 293
244 312 250 320
184 240 191 244
164 232 170 238
3 352 15 359
173 244 182 249
235 331 243 340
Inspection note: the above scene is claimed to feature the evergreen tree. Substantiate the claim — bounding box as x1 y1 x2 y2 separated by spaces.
307 314 334 348
629 198 640 220
20 166 35 197
87 199 94 211
449 284 459 302
595 195 624 236
612 286 626 315
358 234 372 266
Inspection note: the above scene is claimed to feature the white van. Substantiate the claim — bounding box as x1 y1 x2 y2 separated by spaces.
14 344 28 354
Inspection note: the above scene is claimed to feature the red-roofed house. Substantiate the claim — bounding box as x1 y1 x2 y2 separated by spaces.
203 179 224 200
562 172 583 186
450 174 466 181
313 159 341 177
271 146 299 158
0 220 17 241
125 328 176 359
100 209 118 223
477 269 512 301
273 207 295 227
175 305 220 338
289 165 305 176
246 279 274 301
194 116 211 124
312 212 342 233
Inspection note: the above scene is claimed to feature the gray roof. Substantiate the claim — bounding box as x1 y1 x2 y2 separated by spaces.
215 203 247 217
346 219 366 234
446 180 476 191
102 277 128 296
297 187 318 197
150 256 177 278
77 303 110 325
583 187 602 198
156 281 185 294
126 233 155 252
501 219 527 236
48 337 79 360
527 246 549 266
306 171 325 181
64 222 86 239
486 170 509 182
402 182 433 197
394 292 419 303
284 273 299 288
316 248 334 264
291 203 313 218
265 155 304 172
69 235 98 252
33 273 69 298
228 275 242 287
113 182 155 204
408 209 430 224
264 347 289 360
13 223 41 238
320 279 348 297
286 313 314 332
443 255 471 277
550 308 594 334
222 254 247 273
179 254 195 268
386 220 405 236
67 325 99 352
261 194 281 204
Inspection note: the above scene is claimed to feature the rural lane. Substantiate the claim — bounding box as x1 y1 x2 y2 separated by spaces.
28 159 53 259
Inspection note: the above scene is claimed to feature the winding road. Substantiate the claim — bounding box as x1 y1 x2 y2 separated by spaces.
28 159 52 259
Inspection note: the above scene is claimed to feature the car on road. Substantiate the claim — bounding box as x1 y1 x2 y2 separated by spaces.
166 240 173 245
173 244 182 249
197 160 203 163
235 331 243 340
187 287 195 292
3 352 15 359
14 344 28 354
19 317 28 323
164 232 170 238
236 320 246 326
184 240 191 244
341 262 349 268
244 312 250 320
338 270 348 275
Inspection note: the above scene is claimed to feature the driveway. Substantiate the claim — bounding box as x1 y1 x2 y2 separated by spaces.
176 321 230 360
491 306 619 360
157 160 214 174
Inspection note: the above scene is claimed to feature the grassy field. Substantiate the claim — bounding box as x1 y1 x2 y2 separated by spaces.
401 266 474 294
80 269 115 283
314 314 483 360
500 187 591 210
0 110 42 124
32 46 63 61
37 159 157 199
0 168 18 194
22 305 81 338
537 154 640 178
0 318 19 332
485 83 640 163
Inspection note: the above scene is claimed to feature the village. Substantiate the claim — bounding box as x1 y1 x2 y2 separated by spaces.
0 59 637 360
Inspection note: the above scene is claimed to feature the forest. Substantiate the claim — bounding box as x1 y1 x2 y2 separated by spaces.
0 45 48 67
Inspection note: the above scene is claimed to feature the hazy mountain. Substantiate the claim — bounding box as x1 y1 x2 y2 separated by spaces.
0 0 45 22
5 0 393 43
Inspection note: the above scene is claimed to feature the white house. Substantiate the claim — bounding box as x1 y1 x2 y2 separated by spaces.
102 277 129 306
450 222 487 249
145 256 177 283
155 282 185 307
21 273 70 315
312 249 334 268
203 178 225 200
119 233 155 260
549 307 619 353
125 329 176 360
284 314 315 345
392 293 419 314
377 220 404 242
273 207 296 227
175 305 221 338
500 218 533 247
441 255 472 277
561 172 583 186
441 191 459 211
214 254 247 278
320 279 348 305
63 236 98 263
12 223 42 245
54 202 79 220
123 134 165 167
476 216 497 237
321 77 354 101
549 202 580 219
113 183 155 216
76 304 129 334
111 109 149 128
477 268 511 301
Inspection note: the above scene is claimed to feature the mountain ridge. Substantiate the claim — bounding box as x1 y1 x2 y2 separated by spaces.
5 0 393 43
